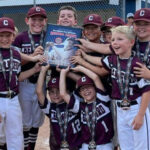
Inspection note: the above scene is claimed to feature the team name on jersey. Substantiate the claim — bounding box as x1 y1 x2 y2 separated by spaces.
21 43 40 54
51 109 79 123
0 58 20 72
81 103 110 124
111 67 137 84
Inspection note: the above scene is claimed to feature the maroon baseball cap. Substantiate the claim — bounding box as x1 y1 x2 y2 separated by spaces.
0 17 15 33
77 76 94 91
27 6 47 18
47 77 59 89
83 14 103 27
134 8 150 22
104 16 125 27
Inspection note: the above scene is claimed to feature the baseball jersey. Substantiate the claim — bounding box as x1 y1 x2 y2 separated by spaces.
13 31 45 83
132 41 150 69
39 98 82 149
68 89 114 145
102 54 150 100
0 48 21 93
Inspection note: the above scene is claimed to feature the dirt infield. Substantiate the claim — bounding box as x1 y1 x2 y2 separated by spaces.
35 117 50 150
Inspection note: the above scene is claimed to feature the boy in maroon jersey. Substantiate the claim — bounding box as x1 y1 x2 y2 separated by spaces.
0 17 42 150
100 26 150 150
60 65 114 150
36 64 82 150
13 6 47 150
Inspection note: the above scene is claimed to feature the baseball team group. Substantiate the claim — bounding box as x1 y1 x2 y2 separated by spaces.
0 4 150 150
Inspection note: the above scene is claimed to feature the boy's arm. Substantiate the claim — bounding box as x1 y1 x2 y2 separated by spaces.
71 55 108 76
56 66 81 82
77 39 112 54
20 53 46 63
36 65 50 105
132 90 150 130
18 62 41 81
60 67 71 104
21 46 44 65
72 65 105 91
72 50 102 66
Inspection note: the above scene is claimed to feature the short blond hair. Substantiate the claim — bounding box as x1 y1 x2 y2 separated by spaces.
111 25 135 40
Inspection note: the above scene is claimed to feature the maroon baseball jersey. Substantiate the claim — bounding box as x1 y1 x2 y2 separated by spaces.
39 98 82 149
133 41 150 69
0 48 21 93
13 31 45 83
68 89 114 145
102 54 150 100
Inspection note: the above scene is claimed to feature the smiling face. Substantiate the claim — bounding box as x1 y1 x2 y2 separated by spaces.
133 20 150 42
83 24 101 43
25 15 47 34
48 87 63 104
79 84 96 103
57 9 77 26
0 32 15 48
111 32 134 58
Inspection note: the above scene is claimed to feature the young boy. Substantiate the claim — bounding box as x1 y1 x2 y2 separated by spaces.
12 6 47 150
82 14 103 44
60 65 114 150
75 17 125 55
36 65 82 150
0 17 42 150
57 5 77 27
100 26 150 150
133 8 150 80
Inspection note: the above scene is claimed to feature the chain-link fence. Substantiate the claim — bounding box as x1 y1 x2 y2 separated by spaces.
0 0 125 32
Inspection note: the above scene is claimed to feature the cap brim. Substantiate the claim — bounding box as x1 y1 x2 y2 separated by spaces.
0 28 14 33
104 24 114 27
83 23 102 27
134 18 150 22
76 83 94 92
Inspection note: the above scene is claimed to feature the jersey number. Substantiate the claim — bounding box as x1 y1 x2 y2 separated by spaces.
71 119 81 134
102 121 108 132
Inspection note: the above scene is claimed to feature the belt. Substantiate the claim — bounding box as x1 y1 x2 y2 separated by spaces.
0 92 17 99
117 100 137 107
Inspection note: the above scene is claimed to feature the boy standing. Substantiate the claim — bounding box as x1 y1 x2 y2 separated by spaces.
13 6 47 150
0 17 42 150
101 26 150 150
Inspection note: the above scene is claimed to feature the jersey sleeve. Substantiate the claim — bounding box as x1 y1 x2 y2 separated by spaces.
39 98 51 115
101 55 112 72
137 78 150 93
96 88 111 103
68 93 80 113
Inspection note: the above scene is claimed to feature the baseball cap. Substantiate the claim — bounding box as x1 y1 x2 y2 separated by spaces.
47 77 59 89
134 8 150 22
83 14 103 27
127 13 134 18
77 76 94 91
104 16 125 27
27 6 47 18
0 17 15 33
